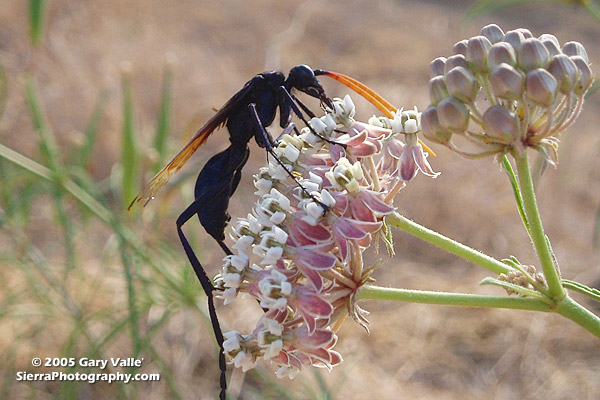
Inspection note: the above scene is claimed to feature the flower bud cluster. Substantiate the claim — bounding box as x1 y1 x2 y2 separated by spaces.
422 24 593 164
213 95 437 378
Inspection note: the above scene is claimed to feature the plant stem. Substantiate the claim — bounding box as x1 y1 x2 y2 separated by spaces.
386 213 511 275
358 285 551 311
514 153 565 300
555 296 600 339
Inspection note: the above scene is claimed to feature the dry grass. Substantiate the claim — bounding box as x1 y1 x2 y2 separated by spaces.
1 0 600 399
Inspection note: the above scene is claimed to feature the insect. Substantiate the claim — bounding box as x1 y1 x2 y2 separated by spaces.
129 65 427 399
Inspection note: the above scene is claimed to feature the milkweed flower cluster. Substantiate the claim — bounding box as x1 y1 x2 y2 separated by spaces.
422 24 593 164
214 95 438 377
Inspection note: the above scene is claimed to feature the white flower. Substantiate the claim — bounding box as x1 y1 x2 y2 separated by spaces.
325 157 364 194
268 160 293 180
263 339 283 360
223 272 241 288
247 213 263 235
254 178 273 196
232 235 254 254
220 287 238 305
223 254 249 272
223 331 241 353
233 350 257 372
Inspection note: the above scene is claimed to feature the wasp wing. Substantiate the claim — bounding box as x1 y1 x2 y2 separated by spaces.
129 76 262 209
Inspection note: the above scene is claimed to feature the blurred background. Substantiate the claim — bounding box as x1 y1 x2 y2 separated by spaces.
1 0 600 399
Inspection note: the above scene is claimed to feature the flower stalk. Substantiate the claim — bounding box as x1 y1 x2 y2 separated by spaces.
386 212 511 275
514 152 565 300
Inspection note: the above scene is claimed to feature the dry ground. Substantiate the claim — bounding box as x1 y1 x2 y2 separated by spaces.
1 0 600 399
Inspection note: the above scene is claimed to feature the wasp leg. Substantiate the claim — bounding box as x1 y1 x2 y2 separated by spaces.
176 204 227 400
176 145 250 400
248 103 329 213
278 86 347 149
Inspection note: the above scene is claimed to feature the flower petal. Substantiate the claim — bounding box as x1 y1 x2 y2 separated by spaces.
334 217 368 240
296 249 337 271
359 191 396 215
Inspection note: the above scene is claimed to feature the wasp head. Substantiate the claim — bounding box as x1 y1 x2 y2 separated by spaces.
286 65 333 109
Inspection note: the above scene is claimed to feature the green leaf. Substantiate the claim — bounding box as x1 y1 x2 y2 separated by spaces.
480 277 551 303
562 279 600 303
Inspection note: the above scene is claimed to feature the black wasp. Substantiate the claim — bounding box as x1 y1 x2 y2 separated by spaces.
130 65 390 399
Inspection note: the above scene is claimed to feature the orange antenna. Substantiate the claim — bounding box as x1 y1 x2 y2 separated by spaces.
316 70 436 157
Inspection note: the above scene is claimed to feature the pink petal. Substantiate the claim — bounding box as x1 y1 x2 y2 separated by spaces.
339 128 367 145
386 138 405 158
334 217 367 240
399 147 418 182
412 146 440 178
351 121 391 139
297 292 334 318
303 314 317 335
294 327 333 349
359 191 395 215
296 249 337 271
350 141 378 157
349 197 376 222
357 235 371 247
329 144 346 163
288 223 315 246
293 217 333 242
295 262 323 292
349 219 382 233
333 229 349 261
332 192 349 214
328 350 343 366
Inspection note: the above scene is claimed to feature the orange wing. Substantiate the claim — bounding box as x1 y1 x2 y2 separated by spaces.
128 77 259 209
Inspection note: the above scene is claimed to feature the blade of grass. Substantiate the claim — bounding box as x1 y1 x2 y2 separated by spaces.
25 78 77 270
28 0 46 46
121 64 139 209
153 63 173 174
0 64 8 119
79 89 109 169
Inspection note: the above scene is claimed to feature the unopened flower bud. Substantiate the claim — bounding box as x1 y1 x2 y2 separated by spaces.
518 38 550 72
446 66 479 103
482 105 520 143
444 54 470 75
562 41 589 63
467 35 492 73
437 97 470 134
503 30 526 51
526 68 558 107
421 105 452 144
480 24 505 44
516 28 533 39
571 56 593 96
487 42 517 69
547 54 578 94
538 34 561 57
490 63 525 100
429 76 449 106
453 39 468 56
430 57 447 78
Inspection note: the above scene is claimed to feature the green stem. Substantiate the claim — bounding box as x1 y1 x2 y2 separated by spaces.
555 296 600 339
514 153 565 300
358 285 551 311
386 213 510 275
